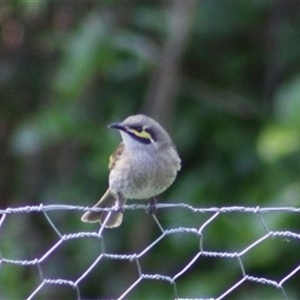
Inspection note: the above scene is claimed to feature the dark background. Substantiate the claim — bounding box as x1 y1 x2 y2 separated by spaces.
1 1 300 299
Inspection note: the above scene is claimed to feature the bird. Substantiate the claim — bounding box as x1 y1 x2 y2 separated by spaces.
81 114 181 228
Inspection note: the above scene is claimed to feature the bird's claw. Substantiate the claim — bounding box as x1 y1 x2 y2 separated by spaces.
146 197 157 214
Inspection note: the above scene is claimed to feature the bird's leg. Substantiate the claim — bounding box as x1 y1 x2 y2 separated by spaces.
147 197 157 214
115 193 125 213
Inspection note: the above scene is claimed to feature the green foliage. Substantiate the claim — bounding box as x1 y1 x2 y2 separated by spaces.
1 1 300 299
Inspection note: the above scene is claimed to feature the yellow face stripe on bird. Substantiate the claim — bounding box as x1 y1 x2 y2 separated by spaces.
127 126 156 144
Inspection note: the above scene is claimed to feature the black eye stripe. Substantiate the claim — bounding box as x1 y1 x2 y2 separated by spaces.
127 125 157 143
144 128 157 142
128 132 152 144
131 126 143 132
136 127 143 132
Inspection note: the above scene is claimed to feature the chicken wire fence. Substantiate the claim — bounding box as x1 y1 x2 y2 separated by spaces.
1 203 300 299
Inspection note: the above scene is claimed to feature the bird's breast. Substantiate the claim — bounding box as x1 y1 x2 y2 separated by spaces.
109 148 179 199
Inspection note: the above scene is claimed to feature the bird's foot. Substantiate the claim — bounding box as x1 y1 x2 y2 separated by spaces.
146 197 157 214
115 199 125 213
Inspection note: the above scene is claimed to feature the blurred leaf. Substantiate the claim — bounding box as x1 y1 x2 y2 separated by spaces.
257 124 300 163
10 106 89 155
274 76 300 127
53 12 116 100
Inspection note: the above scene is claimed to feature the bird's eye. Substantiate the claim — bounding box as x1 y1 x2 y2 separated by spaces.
134 126 143 132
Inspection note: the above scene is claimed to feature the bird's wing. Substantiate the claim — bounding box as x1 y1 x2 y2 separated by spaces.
108 142 124 170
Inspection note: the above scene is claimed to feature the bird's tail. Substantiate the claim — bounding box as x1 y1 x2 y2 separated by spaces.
81 188 126 228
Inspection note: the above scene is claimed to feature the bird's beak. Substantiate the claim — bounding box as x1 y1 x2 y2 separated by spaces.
108 122 127 132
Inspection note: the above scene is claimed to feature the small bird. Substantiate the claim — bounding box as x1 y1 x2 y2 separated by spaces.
81 114 181 228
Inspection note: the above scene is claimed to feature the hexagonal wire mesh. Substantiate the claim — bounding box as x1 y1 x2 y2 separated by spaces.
1 204 300 299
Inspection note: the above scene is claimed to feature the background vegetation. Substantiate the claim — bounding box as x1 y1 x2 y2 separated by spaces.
1 1 300 299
